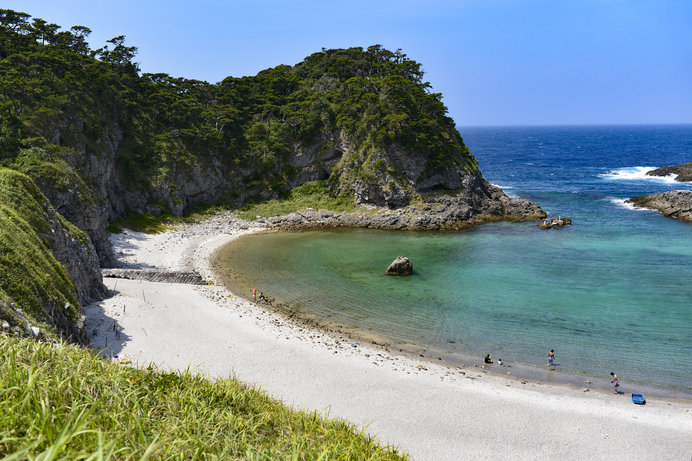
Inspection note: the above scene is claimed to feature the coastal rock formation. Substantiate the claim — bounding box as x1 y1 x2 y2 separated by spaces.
646 161 692 182
0 12 547 342
385 257 413 275
538 216 572 230
626 190 692 222
267 183 545 231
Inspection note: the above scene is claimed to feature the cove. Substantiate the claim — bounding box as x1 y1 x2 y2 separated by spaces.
215 223 692 397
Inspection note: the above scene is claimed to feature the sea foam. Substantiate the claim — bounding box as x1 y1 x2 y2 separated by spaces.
599 166 678 183
608 197 641 211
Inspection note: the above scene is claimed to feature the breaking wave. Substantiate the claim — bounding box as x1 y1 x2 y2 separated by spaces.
599 166 678 183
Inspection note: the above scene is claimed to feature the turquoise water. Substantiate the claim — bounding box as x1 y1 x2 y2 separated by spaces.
220 126 692 394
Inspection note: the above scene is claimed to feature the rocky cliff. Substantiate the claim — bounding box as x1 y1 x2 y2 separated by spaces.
0 168 107 343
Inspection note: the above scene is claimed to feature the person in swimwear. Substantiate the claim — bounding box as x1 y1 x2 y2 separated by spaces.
610 372 619 394
548 349 555 366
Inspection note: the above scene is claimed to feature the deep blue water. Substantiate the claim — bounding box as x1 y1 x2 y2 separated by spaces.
220 125 692 394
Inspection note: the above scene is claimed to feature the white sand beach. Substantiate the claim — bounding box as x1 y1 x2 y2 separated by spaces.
85 214 692 460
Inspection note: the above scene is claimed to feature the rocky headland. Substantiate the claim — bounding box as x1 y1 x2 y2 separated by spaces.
626 190 692 222
0 11 546 342
646 161 692 182
266 183 544 231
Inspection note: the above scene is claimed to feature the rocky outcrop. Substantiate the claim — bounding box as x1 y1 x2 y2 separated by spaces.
41 214 109 305
647 162 692 182
385 257 413 275
267 184 544 231
626 190 692 222
538 216 572 230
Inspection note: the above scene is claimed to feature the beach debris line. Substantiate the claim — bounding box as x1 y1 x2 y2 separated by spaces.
385 256 413 275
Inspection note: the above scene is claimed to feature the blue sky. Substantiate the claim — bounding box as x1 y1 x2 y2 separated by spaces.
4 0 692 126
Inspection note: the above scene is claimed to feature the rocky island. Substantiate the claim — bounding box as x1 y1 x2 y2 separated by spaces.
646 161 692 182
626 190 692 223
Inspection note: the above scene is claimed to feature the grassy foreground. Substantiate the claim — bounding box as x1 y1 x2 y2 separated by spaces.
0 334 406 460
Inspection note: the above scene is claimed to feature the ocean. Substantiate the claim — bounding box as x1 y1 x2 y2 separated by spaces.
217 125 692 397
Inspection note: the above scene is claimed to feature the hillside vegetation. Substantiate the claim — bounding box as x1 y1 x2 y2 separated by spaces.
0 166 106 343
0 333 406 459
1 8 476 218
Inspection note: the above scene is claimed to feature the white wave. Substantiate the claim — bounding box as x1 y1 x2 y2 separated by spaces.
490 183 514 189
599 166 678 184
608 197 640 211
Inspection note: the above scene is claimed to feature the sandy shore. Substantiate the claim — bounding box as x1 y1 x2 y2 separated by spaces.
85 213 692 460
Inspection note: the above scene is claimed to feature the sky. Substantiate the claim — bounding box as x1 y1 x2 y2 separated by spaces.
4 0 692 126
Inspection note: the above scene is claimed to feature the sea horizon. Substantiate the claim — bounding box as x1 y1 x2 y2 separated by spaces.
458 122 692 129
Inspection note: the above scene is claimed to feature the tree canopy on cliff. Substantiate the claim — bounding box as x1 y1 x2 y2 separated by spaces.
0 8 474 201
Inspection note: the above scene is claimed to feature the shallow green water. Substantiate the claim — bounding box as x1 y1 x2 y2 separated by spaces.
219 223 692 394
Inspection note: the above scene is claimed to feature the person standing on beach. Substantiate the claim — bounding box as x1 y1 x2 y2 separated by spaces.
253 288 257 303
548 349 555 366
610 372 619 394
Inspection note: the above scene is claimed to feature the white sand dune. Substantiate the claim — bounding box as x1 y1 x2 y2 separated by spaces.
86 214 692 460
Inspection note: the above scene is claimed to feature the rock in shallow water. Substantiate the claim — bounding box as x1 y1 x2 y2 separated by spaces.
386 256 413 275
537 216 572 230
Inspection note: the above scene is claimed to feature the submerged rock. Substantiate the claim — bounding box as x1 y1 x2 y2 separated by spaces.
626 190 692 223
386 256 413 276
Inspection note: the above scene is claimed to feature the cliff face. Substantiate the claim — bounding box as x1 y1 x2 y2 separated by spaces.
0 168 107 344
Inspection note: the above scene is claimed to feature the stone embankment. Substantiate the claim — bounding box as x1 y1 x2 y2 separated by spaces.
626 190 692 223
102 269 207 285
